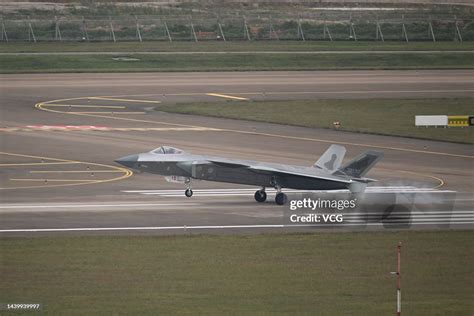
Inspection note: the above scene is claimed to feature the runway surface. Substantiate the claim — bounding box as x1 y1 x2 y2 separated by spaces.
1 70 473 235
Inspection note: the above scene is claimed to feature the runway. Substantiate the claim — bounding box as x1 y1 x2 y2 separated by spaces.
0 70 473 235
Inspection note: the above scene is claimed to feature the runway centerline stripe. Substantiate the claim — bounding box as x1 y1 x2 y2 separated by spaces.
206 93 250 101
143 192 451 197
121 186 450 193
121 186 424 192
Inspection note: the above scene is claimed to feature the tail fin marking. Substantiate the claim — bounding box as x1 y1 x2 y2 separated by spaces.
313 145 346 172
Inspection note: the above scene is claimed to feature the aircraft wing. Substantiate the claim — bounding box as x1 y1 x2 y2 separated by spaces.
205 159 352 184
207 161 250 169
246 165 353 184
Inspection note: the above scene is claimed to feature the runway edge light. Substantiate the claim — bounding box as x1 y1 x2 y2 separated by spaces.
390 242 402 316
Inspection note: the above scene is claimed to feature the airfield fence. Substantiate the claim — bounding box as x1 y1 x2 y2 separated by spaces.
1 13 473 42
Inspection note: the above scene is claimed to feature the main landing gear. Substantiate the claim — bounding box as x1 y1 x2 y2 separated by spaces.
184 178 193 197
274 186 287 205
254 188 267 202
254 187 287 205
275 192 287 205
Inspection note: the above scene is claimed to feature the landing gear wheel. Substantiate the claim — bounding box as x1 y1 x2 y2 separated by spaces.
275 192 287 205
185 189 193 197
254 190 267 202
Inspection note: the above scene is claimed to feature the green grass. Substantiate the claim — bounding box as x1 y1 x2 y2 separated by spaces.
1 51 474 73
0 231 472 315
2 41 473 73
1 41 474 53
158 98 473 144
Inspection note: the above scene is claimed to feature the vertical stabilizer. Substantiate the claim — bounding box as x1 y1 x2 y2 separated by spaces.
334 150 384 178
313 145 346 172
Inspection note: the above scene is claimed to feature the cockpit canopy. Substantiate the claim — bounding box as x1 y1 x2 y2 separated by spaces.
151 146 184 155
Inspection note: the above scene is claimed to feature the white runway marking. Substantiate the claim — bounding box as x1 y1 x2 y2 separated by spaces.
1 221 473 233
0 203 200 210
1 126 218 132
122 187 455 197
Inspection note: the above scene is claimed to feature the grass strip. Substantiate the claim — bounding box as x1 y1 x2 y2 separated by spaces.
0 231 472 315
158 98 473 144
1 41 473 53
1 52 474 73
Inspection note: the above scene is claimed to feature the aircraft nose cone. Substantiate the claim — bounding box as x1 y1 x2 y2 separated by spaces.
115 154 139 168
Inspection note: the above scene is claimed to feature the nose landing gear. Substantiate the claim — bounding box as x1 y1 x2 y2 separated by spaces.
254 184 287 205
184 178 193 197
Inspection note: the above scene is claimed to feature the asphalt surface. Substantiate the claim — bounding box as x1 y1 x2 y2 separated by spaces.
0 70 473 235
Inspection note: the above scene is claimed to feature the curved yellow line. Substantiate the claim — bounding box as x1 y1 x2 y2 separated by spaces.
36 97 473 160
0 152 133 190
0 151 77 162
0 162 80 167
37 100 202 129
32 94 469 193
394 169 445 189
89 97 161 103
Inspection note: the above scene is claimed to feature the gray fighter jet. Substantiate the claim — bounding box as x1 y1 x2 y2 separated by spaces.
115 145 383 205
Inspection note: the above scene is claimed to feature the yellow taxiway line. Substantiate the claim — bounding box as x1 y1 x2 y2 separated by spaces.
36 97 473 159
10 179 99 182
42 104 126 109
395 170 445 189
0 151 133 190
30 170 124 173
71 112 146 114
0 162 80 167
24 94 470 192
36 101 212 129
89 97 161 103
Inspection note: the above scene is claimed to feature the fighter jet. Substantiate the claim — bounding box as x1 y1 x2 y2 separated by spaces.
115 145 383 205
